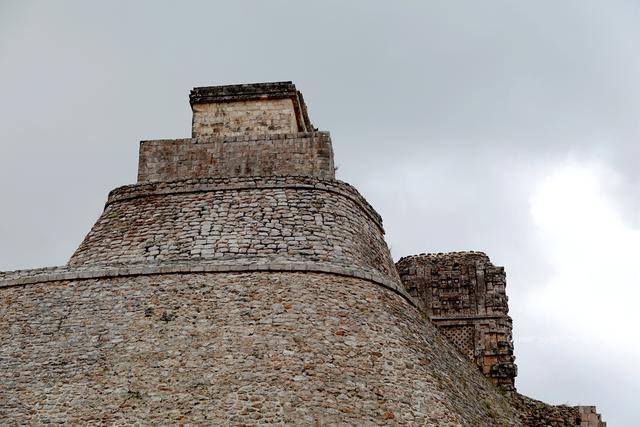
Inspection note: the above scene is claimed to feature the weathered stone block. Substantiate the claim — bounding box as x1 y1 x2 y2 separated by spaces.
189 81 313 138
137 133 335 182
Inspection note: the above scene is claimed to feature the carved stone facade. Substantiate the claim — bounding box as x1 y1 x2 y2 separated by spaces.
396 252 517 390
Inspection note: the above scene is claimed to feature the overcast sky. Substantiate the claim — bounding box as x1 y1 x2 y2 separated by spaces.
1 1 638 424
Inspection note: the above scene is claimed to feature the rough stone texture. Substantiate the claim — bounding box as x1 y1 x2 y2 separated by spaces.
190 81 313 137
192 98 299 137
397 253 606 426
69 177 394 283
510 394 581 427
510 394 606 427
578 407 606 427
137 132 334 183
396 252 517 391
108 176 380 225
0 259 413 303
0 272 521 426
0 81 606 426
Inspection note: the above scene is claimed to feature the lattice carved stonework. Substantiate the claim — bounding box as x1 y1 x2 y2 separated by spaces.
396 252 517 391
440 325 475 361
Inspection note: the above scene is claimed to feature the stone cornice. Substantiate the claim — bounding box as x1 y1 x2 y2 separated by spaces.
0 260 418 308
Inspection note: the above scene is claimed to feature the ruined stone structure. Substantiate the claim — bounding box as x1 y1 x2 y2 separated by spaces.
0 82 604 426
396 252 517 391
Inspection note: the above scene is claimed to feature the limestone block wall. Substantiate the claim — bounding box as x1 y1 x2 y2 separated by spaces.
189 81 313 138
191 98 299 137
396 252 517 390
0 271 522 425
137 132 334 182
69 177 397 283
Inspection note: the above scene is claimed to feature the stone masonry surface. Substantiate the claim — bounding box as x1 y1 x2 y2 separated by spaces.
396 252 606 426
396 252 517 391
511 394 606 427
0 81 606 426
137 132 334 183
68 177 396 284
578 407 607 427
191 98 299 137
0 272 522 426
107 176 380 227
189 81 313 137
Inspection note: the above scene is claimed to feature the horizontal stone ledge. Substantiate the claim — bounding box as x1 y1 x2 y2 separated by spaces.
0 261 418 308
430 315 510 321
140 131 330 146
189 81 300 105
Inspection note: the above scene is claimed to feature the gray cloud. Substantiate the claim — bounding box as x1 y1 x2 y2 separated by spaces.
1 1 637 424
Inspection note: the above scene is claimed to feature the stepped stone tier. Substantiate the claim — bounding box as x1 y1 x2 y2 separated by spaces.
0 81 605 426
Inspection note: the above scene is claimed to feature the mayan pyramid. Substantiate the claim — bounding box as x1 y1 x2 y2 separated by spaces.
0 82 604 426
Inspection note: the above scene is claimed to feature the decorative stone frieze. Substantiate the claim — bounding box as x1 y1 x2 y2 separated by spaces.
396 252 517 390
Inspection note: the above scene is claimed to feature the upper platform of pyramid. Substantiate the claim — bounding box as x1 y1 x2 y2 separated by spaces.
189 81 314 137
138 81 334 183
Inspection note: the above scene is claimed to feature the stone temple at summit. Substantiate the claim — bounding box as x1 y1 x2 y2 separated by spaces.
0 82 605 425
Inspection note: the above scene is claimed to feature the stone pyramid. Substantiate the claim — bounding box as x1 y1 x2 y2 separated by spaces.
0 82 604 426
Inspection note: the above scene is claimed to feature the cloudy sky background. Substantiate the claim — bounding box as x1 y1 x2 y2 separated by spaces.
1 1 638 424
